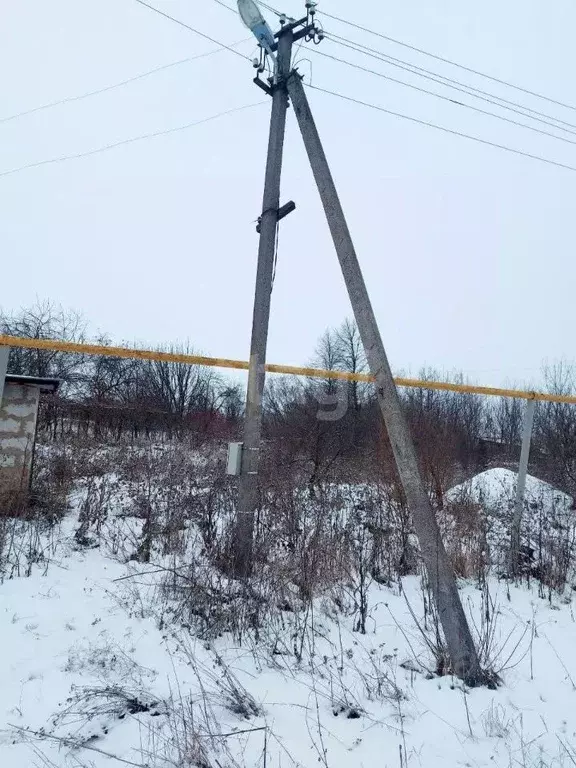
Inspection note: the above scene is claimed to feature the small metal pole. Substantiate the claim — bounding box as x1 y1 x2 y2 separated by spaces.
0 346 9 406
511 399 536 575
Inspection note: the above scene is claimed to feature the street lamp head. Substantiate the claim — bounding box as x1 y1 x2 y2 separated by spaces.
237 0 276 56
237 0 265 29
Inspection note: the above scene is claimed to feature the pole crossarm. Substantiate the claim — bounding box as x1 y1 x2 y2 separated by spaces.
0 334 572 404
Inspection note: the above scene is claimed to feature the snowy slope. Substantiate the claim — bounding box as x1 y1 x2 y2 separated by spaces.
3 506 576 767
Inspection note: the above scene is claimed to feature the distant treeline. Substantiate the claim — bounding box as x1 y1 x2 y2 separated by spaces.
3 301 576 499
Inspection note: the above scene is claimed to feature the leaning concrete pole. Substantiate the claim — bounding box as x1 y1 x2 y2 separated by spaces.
287 72 484 685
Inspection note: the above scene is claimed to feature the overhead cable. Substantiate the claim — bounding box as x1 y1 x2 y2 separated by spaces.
324 33 576 137
0 102 265 178
0 42 250 125
310 47 576 147
305 82 576 173
318 9 576 114
133 0 249 59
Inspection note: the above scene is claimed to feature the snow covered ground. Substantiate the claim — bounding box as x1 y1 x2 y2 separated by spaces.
2 469 576 767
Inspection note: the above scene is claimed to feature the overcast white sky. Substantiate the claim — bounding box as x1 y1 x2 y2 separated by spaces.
1 0 575 388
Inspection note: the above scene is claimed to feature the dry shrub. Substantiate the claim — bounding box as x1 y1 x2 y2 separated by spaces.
291 513 350 601
158 563 267 642
0 488 31 519
75 476 118 547
0 442 73 523
440 496 489 579
0 512 63 581
0 441 74 579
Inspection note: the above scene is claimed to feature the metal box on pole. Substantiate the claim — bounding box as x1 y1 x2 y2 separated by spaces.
227 442 244 476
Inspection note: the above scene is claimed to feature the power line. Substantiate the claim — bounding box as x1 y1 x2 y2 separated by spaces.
214 0 576 136
212 0 237 13
318 9 576 114
255 2 576 133
204 0 576 128
0 42 250 125
132 0 248 59
255 1 284 18
215 0 284 20
309 47 576 148
324 32 576 137
304 82 576 174
0 101 265 178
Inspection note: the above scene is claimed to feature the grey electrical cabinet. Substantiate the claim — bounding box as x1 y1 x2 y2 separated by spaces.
226 442 243 476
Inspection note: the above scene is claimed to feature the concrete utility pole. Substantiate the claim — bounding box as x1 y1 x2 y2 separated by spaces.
233 29 294 578
510 399 536 576
287 72 485 685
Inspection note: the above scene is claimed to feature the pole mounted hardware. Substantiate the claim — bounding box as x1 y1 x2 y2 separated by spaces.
256 201 296 233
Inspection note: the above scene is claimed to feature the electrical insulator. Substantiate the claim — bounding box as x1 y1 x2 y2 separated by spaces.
279 13 287 25
252 57 260 68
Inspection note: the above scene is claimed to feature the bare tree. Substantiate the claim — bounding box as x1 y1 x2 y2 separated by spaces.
535 362 576 493
0 299 87 394
309 326 341 398
334 317 368 411
216 383 244 423
485 395 524 461
87 335 140 403
403 371 486 507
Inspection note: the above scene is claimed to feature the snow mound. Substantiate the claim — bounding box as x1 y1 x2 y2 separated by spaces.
443 469 576 581
446 467 573 513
